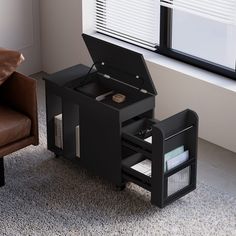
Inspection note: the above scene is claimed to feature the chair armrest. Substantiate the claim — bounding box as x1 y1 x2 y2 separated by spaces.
0 72 39 145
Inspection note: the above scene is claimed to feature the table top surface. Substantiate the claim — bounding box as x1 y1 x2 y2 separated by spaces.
44 64 90 87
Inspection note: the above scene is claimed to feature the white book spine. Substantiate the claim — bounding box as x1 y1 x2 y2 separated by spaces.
54 114 80 156
54 114 63 149
76 125 80 158
167 150 189 171
60 117 63 149
54 116 60 148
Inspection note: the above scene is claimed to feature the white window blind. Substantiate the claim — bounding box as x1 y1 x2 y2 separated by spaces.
160 0 236 25
95 0 160 50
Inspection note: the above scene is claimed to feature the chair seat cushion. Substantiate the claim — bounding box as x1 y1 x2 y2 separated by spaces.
0 105 31 148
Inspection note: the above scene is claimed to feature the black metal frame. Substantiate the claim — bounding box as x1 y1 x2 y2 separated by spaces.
158 6 236 80
0 157 5 187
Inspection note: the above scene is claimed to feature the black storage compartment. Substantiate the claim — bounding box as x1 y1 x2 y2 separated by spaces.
121 109 198 208
122 118 155 152
72 74 152 110
122 153 151 185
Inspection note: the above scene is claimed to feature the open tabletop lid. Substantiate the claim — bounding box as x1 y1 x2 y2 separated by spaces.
82 34 157 95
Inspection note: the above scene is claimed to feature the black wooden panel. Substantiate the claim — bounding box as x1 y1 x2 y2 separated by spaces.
45 84 62 152
62 100 79 159
79 98 122 185
151 109 198 208
44 64 90 87
0 158 5 187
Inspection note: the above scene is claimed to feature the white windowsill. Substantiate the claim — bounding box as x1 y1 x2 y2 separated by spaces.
90 32 236 93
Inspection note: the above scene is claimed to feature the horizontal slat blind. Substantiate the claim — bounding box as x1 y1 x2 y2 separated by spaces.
160 0 236 25
96 0 160 50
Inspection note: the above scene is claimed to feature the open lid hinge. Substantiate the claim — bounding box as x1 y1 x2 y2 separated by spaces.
99 72 150 94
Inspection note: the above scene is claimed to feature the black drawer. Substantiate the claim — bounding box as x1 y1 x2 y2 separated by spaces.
122 153 151 185
121 109 199 208
122 111 197 157
122 118 155 153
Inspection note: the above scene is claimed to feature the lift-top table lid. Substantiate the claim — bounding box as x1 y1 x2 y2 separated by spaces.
82 34 157 95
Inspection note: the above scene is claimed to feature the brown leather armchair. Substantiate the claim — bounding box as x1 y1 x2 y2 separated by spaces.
0 72 39 187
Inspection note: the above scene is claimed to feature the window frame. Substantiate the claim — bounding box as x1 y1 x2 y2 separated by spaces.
158 6 236 80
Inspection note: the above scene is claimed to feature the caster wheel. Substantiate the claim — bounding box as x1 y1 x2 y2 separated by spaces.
54 154 60 158
116 183 126 191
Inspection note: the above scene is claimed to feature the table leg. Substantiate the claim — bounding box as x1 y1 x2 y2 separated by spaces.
0 157 5 187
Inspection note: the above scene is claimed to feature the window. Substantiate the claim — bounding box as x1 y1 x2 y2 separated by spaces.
96 0 160 50
172 10 236 69
95 0 236 80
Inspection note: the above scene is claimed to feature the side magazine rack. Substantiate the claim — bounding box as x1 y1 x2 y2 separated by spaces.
122 109 198 208
44 34 199 209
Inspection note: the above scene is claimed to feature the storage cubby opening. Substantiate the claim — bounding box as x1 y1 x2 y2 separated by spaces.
122 118 155 137
164 161 197 201
53 107 80 158
65 72 97 89
122 153 151 184
163 132 196 174
166 166 191 197
122 139 152 158
121 111 152 128
122 144 192 179
122 118 157 153
122 112 197 153
163 144 192 173
72 74 151 109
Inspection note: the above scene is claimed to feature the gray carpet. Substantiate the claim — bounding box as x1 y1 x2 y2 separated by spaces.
0 80 236 236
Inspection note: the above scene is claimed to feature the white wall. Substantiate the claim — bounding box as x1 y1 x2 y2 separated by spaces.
0 0 41 75
147 62 236 153
40 0 236 153
40 0 91 74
